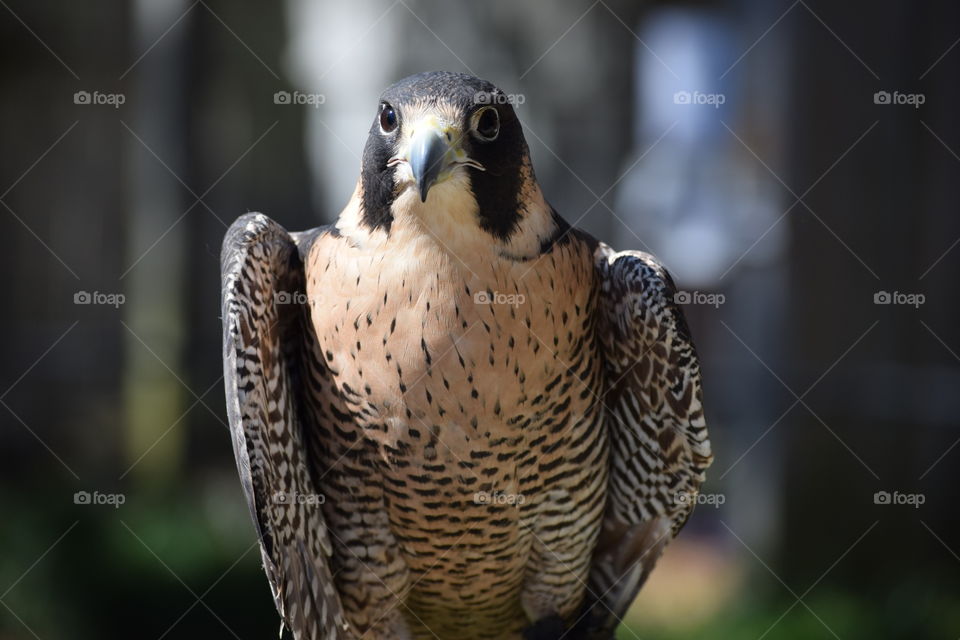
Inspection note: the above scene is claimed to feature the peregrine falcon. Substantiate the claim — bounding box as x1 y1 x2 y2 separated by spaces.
221 71 712 640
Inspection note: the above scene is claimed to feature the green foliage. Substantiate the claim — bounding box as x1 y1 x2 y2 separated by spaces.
621 588 960 640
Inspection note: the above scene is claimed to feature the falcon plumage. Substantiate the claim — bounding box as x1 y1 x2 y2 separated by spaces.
221 71 712 640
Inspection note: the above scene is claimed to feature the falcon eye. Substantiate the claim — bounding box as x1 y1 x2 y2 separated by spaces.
379 103 398 133
472 107 500 141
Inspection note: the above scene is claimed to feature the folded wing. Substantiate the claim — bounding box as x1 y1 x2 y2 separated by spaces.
221 213 348 639
581 244 713 637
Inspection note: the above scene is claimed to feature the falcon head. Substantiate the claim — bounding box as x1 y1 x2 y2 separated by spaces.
358 71 542 242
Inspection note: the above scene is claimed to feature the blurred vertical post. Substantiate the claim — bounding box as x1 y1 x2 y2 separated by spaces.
122 0 190 485
786 0 960 586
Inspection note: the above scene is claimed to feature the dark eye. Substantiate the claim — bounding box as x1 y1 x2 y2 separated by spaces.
379 103 397 133
473 107 499 141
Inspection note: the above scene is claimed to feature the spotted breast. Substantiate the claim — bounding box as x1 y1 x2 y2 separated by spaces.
304 201 607 639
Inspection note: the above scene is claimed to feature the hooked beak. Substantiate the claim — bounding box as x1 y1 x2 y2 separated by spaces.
408 124 454 202
389 117 487 202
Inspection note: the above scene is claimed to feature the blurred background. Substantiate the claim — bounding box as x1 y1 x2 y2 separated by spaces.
1 1 958 638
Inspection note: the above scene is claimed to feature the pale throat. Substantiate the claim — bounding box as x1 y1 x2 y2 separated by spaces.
388 164 558 266
335 159 559 284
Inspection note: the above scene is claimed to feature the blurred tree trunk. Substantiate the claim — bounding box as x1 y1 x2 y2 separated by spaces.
122 0 191 486
786 0 960 587
180 0 317 471
0 2 131 481
122 0 316 484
